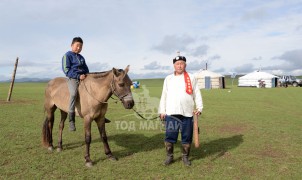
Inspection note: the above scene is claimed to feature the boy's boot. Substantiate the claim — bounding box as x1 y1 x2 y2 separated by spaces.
105 118 111 123
69 112 76 131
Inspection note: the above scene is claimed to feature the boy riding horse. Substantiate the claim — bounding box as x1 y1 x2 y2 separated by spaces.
62 37 110 131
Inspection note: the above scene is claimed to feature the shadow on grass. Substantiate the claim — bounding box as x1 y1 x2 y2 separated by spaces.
109 133 164 158
62 133 243 163
191 134 244 161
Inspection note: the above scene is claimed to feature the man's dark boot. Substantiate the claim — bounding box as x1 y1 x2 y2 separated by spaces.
105 118 111 123
182 144 191 166
163 142 174 166
69 112 76 131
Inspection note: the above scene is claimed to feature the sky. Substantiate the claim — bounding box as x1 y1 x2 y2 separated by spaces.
0 0 302 81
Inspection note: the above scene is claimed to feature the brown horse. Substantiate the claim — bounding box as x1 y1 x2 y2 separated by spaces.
42 65 134 167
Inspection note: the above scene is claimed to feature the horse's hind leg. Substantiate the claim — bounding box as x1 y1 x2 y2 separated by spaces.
95 118 117 161
42 105 57 151
57 110 68 152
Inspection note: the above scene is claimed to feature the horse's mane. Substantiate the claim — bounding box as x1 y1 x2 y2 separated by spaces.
87 70 112 79
87 69 125 79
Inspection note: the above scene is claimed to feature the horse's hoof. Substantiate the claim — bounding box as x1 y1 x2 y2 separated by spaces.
85 162 93 167
48 146 54 152
57 148 62 152
108 156 118 161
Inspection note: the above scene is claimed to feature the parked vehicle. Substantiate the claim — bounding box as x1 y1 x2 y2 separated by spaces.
279 75 302 87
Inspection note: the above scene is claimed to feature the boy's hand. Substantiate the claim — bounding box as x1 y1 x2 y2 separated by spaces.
79 74 86 80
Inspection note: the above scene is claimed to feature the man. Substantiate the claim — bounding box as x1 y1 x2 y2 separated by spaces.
158 55 203 166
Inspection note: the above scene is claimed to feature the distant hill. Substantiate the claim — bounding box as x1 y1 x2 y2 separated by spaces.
0 78 51 83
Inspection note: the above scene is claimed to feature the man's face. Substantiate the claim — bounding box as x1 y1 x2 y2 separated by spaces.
174 60 186 75
71 42 83 54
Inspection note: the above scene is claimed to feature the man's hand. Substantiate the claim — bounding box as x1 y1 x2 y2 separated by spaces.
80 74 86 80
160 114 166 120
194 110 201 116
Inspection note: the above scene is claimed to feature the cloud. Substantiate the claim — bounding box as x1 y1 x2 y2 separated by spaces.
152 35 211 58
152 34 196 55
296 25 302 31
263 49 302 71
186 60 207 71
213 67 225 74
277 49 302 64
241 8 269 21
234 63 255 74
143 61 170 70
251 56 262 60
88 62 110 72
188 45 209 57
1 1 302 81
208 55 221 61
129 72 169 80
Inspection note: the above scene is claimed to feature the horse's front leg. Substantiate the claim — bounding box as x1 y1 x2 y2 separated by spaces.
57 110 67 152
84 116 93 167
95 118 117 161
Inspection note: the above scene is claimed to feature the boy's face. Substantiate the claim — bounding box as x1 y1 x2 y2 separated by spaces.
71 42 83 54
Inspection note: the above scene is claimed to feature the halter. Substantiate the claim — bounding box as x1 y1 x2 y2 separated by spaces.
83 71 158 120
82 71 130 104
110 73 131 102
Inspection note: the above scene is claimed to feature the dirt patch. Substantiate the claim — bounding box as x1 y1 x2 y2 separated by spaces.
0 99 38 105
256 144 286 158
219 123 250 134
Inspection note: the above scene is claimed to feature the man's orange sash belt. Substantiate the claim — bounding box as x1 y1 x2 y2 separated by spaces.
184 71 193 95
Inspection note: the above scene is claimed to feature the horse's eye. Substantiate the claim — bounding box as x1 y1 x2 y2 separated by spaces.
118 83 125 87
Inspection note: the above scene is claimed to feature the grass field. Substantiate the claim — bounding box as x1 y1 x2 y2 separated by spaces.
0 77 302 179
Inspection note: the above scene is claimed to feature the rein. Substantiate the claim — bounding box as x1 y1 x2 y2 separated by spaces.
82 72 130 104
82 73 159 120
132 108 159 120
109 94 159 120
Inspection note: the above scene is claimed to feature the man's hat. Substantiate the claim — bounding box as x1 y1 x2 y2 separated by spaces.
173 56 186 64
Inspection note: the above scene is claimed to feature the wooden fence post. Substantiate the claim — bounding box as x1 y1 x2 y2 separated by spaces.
7 57 19 102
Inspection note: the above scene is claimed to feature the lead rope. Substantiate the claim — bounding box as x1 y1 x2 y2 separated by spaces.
110 95 159 120
82 78 159 120
82 79 118 104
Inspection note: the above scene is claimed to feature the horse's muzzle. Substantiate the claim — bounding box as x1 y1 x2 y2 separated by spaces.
122 95 135 109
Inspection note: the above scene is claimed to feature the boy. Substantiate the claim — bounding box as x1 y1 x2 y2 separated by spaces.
62 37 111 131
62 37 89 131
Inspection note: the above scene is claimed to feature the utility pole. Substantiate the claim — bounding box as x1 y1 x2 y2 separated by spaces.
7 57 19 102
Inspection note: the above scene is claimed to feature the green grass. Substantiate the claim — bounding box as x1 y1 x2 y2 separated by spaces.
0 78 302 179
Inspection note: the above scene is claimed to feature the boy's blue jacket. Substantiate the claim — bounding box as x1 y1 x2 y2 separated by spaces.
62 51 89 79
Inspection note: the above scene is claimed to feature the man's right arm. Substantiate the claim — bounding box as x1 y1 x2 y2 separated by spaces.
158 77 168 120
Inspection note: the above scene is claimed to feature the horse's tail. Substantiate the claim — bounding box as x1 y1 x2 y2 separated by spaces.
42 116 51 147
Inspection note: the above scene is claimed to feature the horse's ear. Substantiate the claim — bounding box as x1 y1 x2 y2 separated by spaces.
112 67 119 77
124 65 130 74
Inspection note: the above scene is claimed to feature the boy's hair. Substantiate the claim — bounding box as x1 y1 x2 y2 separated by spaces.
72 37 83 44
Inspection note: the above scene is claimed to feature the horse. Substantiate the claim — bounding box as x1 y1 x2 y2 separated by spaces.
42 65 134 167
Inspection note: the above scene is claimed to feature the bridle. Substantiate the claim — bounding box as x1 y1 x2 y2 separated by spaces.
110 73 131 102
82 71 131 104
83 71 158 120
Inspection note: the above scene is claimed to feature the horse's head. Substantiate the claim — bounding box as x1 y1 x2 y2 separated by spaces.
111 65 135 109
